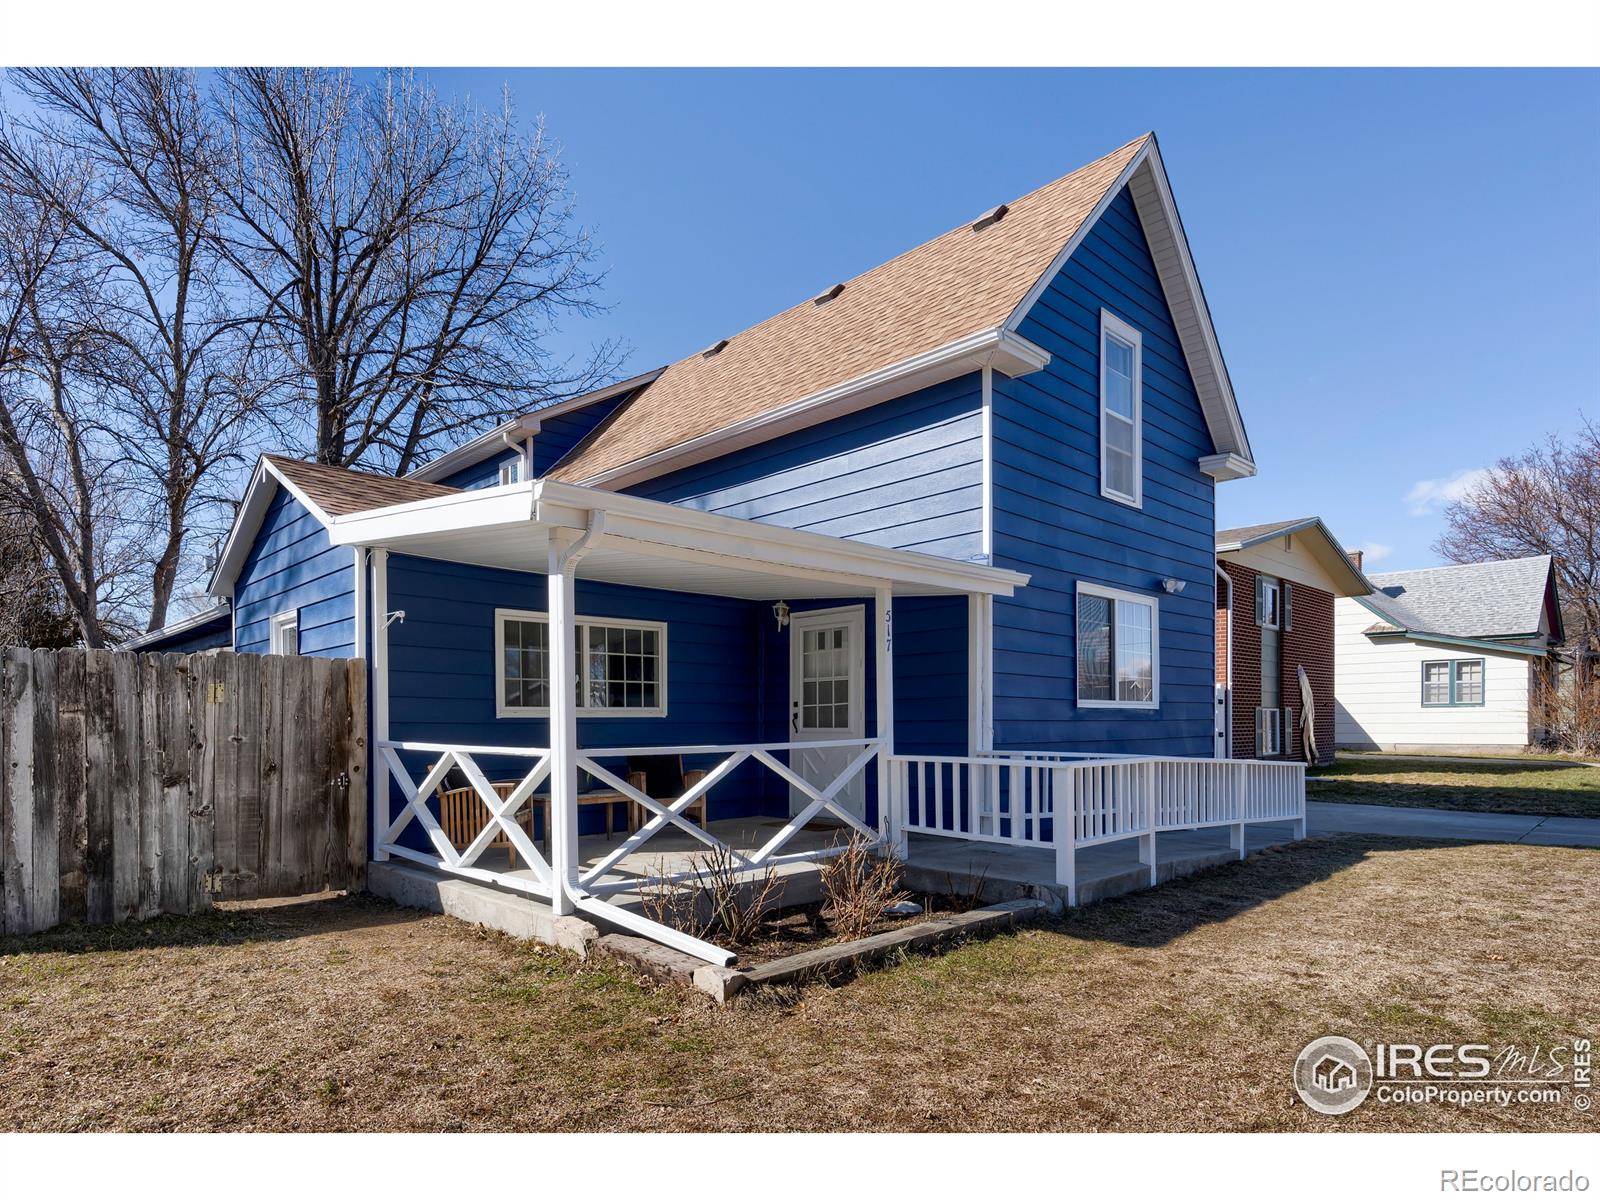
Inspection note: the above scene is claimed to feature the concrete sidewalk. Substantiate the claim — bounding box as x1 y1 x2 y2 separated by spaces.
1307 800 1600 848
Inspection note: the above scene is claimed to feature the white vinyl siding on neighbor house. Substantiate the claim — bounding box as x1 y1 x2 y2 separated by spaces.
1333 598 1534 748
1098 309 1142 507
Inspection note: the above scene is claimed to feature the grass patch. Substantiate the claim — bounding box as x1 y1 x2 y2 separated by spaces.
1308 756 1600 818
1 838 1594 1132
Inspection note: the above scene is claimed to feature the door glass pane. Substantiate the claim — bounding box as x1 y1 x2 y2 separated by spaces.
800 621 851 729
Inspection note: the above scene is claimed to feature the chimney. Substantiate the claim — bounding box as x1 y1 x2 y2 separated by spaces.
1348 550 1364 571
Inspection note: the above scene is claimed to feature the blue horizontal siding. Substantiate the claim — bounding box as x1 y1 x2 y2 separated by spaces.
991 186 1217 756
234 489 355 658
436 393 634 490
627 374 986 560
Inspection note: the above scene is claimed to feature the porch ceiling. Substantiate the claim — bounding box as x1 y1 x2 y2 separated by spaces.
324 478 1028 602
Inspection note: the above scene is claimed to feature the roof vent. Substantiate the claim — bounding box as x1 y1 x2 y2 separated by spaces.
971 203 1009 232
701 338 729 358
812 282 844 305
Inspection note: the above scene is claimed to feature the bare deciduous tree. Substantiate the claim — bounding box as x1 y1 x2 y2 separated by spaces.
214 68 617 474
0 68 265 631
0 162 147 647
1435 418 1600 654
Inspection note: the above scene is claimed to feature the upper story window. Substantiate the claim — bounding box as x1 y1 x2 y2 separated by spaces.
1076 582 1159 709
496 608 667 717
1256 577 1292 630
1421 659 1484 707
1099 309 1143 507
498 458 523 486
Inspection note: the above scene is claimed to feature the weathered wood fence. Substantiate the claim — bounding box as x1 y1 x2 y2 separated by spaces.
1 648 367 937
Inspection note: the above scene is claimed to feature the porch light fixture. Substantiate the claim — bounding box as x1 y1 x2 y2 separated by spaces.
1160 579 1185 595
772 600 790 630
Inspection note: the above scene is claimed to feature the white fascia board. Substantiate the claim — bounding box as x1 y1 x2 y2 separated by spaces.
571 326 1049 492
534 480 1031 597
1005 135 1255 473
207 457 338 599
406 368 666 483
325 480 538 544
1218 515 1373 597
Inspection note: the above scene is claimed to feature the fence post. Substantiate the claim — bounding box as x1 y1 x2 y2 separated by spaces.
1052 767 1075 906
1138 759 1157 887
1230 761 1247 859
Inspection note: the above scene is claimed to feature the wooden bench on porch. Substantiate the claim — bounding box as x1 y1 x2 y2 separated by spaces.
437 756 708 868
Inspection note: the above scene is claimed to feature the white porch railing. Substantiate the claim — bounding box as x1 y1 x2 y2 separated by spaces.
892 752 1306 904
375 737 884 966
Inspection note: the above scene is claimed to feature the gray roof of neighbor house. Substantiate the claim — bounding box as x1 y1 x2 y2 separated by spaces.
1360 555 1559 641
1216 517 1316 547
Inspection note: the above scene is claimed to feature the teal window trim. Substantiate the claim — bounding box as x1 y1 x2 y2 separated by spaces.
1420 658 1486 708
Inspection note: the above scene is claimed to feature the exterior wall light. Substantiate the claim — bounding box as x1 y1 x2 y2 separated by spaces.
772 600 791 630
1161 578 1185 595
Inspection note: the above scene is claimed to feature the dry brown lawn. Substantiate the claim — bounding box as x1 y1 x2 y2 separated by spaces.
2 834 1595 1133
1308 756 1600 818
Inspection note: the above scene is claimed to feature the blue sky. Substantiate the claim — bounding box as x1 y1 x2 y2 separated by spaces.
430 68 1594 573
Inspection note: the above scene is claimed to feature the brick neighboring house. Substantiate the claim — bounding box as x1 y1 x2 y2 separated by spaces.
1216 518 1371 763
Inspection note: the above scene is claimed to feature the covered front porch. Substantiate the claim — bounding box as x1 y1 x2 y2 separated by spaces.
332 476 1306 967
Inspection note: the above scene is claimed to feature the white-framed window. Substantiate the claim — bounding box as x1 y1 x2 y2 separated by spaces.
498 458 523 486
1256 707 1281 756
1256 576 1282 629
1099 309 1143 507
495 608 667 718
269 610 299 655
1075 582 1159 708
1421 658 1485 707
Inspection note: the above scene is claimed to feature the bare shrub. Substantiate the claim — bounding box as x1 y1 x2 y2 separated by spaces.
636 847 784 948
942 862 993 914
1532 669 1600 757
637 860 707 940
690 844 784 946
818 836 908 943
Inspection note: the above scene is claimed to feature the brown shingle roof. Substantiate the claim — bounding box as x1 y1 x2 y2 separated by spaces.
549 135 1150 484
265 455 460 517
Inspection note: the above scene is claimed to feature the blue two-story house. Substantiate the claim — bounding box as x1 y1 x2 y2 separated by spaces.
177 134 1301 964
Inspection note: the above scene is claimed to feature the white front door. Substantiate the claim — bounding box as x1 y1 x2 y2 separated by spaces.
788 606 866 821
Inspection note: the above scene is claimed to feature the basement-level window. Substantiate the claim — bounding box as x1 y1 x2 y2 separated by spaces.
1099 309 1143 507
496 609 667 718
1421 658 1484 707
1076 582 1159 708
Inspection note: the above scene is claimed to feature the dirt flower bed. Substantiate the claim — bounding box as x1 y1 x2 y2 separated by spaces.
2 835 1595 1132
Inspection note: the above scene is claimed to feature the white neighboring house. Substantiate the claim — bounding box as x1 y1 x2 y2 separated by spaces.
1334 555 1562 752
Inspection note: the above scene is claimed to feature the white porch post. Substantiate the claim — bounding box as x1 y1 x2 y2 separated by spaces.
874 584 902 859
371 548 390 861
547 529 582 915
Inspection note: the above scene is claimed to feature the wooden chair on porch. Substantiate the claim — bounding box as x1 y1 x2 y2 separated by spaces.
625 755 709 835
433 764 632 868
